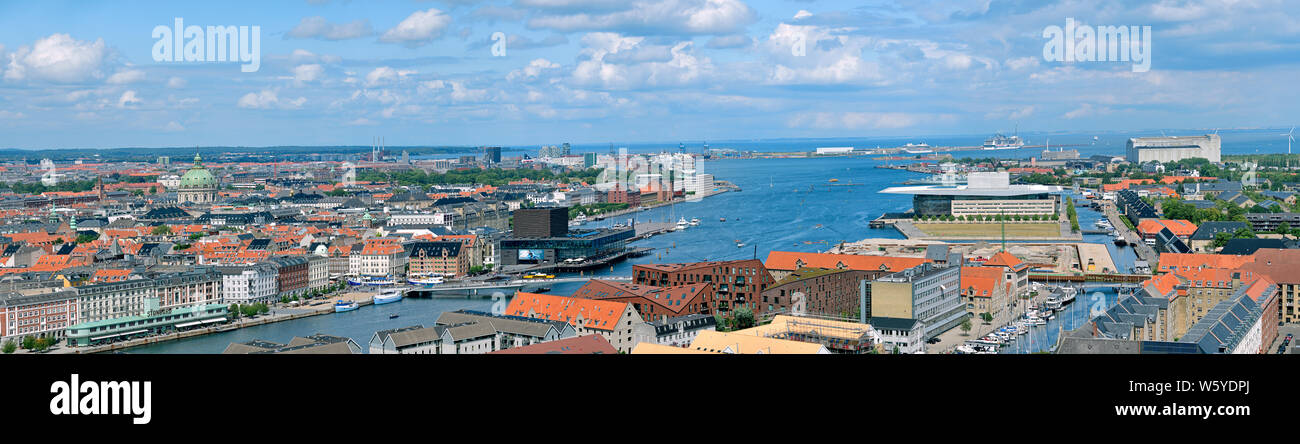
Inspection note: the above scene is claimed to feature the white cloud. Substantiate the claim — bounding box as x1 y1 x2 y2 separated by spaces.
527 0 756 36
4 34 108 83
288 49 342 64
347 117 378 126
571 33 712 89
1005 57 1039 71
287 17 373 40
793 10 813 20
364 66 416 87
106 69 145 85
117 90 141 108
448 81 488 102
507 58 561 82
293 64 325 83
380 8 452 47
164 121 184 132
0 110 25 119
237 90 306 109
167 77 186 89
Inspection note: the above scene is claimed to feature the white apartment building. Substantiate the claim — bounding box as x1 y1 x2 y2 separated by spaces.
349 240 406 278
307 255 328 291
220 264 278 305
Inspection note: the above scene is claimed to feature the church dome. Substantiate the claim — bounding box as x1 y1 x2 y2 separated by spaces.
179 153 217 189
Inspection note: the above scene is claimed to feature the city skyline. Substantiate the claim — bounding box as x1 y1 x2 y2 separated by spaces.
0 0 1297 149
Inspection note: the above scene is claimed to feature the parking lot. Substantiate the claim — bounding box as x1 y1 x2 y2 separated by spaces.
1268 325 1300 354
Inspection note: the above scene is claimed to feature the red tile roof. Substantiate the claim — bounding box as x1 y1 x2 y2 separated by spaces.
505 292 630 332
960 266 1006 299
983 251 1029 272
1136 219 1197 237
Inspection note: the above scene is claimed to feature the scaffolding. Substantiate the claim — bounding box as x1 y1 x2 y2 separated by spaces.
748 315 881 354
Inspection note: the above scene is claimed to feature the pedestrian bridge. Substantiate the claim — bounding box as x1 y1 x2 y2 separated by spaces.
1029 273 1149 284
405 276 630 296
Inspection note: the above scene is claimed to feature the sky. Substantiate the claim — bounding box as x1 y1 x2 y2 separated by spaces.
0 0 1297 149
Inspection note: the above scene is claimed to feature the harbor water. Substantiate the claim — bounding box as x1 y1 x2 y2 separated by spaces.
128 130 1281 353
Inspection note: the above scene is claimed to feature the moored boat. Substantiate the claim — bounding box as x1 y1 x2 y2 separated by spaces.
408 275 444 286
334 300 359 313
373 290 403 305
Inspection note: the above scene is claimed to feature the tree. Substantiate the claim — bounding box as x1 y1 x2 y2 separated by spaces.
151 225 172 235
228 303 240 319
21 336 36 350
1211 232 1233 249
188 233 203 241
257 303 270 315
1278 222 1292 237
75 233 98 244
2 339 16 354
732 306 755 330
149 186 158 194
960 318 972 336
980 312 993 325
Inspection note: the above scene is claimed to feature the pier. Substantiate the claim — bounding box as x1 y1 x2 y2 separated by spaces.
1098 199 1159 264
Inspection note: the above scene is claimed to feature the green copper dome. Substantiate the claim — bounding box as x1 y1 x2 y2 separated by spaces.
179 153 217 189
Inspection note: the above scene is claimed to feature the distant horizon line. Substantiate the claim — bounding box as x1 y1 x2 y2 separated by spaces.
1 126 1286 152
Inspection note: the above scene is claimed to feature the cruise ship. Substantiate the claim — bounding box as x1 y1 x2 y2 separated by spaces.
983 128 1025 150
901 143 934 154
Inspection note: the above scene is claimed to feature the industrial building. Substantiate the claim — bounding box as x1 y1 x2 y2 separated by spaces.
1126 134 1221 163
512 207 568 238
498 228 634 266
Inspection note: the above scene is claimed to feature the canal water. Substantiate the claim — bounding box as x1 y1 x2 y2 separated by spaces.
132 130 1282 353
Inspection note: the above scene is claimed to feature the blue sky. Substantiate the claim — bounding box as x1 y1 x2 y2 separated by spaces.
0 0 1297 149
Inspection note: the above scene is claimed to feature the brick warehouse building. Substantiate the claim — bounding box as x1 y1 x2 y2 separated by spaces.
759 268 879 318
633 260 775 315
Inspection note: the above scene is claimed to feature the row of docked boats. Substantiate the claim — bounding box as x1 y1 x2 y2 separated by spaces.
674 217 701 231
334 288 407 313
959 287 1077 353
1095 219 1129 246
348 275 445 286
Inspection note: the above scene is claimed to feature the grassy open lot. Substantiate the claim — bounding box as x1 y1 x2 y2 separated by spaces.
913 222 1062 238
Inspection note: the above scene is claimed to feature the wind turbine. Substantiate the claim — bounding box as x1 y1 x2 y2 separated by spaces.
1284 126 1295 169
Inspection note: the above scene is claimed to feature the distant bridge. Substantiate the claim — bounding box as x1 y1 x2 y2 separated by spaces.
1029 273 1149 284
405 276 629 296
